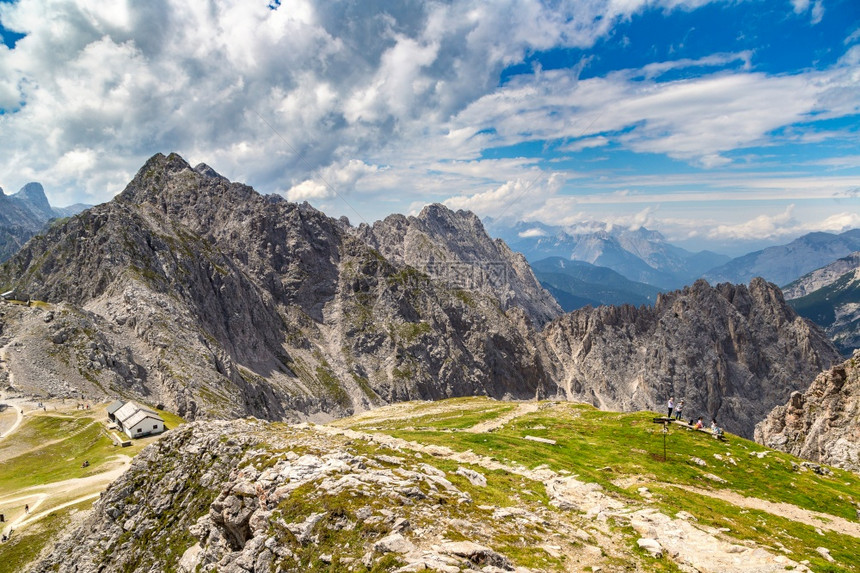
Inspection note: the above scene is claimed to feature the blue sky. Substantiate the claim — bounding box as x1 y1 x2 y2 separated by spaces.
0 0 858 254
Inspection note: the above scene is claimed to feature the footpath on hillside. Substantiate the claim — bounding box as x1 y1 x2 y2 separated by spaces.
0 393 170 548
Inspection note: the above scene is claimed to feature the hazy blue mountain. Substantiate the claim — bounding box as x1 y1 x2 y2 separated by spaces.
484 219 729 289
784 252 860 357
531 257 661 311
53 203 92 218
704 230 860 287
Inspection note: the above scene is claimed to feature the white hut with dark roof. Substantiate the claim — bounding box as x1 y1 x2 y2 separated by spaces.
110 401 165 438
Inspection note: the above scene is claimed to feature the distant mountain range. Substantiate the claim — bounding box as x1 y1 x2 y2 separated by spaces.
486 220 860 323
486 220 729 289
783 252 860 357
703 230 860 287
0 182 90 262
530 256 661 311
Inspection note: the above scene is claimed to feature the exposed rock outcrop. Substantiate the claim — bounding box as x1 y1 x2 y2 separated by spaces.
357 204 562 327
783 252 860 357
755 350 860 472
30 412 817 573
0 154 843 435
542 278 841 438
0 153 556 420
783 252 860 299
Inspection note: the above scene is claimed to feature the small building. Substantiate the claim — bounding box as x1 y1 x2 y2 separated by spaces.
106 400 124 422
0 289 29 302
109 400 165 439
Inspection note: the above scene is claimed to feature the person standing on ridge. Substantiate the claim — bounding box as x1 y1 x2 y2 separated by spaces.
667 397 675 418
675 399 684 421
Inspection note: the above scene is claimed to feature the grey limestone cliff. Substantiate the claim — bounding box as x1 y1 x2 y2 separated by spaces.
755 350 860 472
0 153 844 438
541 278 841 438
356 204 562 327
0 153 555 421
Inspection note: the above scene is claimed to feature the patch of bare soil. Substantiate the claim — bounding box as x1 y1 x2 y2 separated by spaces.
466 401 541 433
672 484 860 539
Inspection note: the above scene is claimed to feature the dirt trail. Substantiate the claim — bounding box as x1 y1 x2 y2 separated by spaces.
672 484 860 539
466 401 541 433
0 454 131 538
12 492 101 531
0 405 23 439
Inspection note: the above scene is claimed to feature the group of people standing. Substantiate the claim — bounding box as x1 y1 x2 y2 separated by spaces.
667 397 724 439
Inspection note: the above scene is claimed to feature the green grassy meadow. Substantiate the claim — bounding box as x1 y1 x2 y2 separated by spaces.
0 402 184 573
337 398 860 572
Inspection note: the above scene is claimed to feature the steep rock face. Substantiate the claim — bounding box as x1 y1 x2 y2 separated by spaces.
0 153 556 420
783 253 860 357
782 252 860 299
13 182 55 220
0 153 843 432
542 278 841 438
755 351 860 472
0 182 91 262
357 204 562 327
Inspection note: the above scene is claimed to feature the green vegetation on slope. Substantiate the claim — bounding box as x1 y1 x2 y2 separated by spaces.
0 403 185 573
0 498 95 573
0 417 115 491
336 398 860 572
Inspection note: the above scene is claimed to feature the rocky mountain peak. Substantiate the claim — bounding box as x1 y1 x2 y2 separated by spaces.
116 152 259 216
756 350 860 472
193 162 226 180
544 278 841 438
0 153 561 419
12 182 53 217
117 152 193 204
0 180 92 262
417 203 484 234
0 153 842 440
358 203 562 326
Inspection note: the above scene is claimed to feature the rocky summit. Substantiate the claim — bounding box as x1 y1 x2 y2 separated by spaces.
543 278 842 439
0 153 557 422
755 350 860 473
357 204 562 327
0 182 90 263
0 153 842 441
